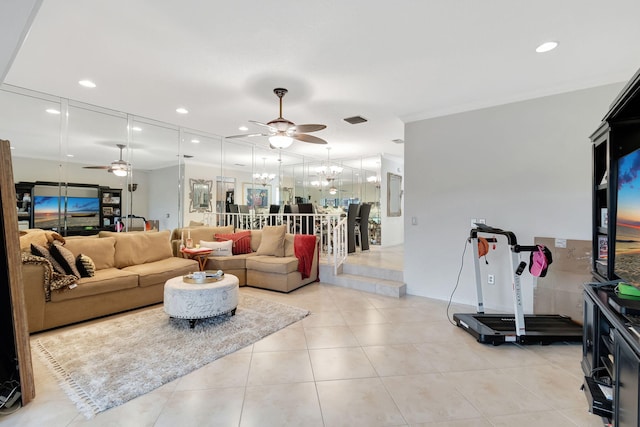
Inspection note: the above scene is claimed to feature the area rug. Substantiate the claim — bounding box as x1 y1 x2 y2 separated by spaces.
34 294 309 418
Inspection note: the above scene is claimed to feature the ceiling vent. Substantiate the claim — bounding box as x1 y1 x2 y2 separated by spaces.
343 115 368 125
392 139 404 144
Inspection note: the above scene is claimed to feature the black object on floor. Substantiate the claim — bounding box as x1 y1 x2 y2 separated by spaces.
453 313 583 345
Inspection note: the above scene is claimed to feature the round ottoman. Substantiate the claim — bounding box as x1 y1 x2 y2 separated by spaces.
163 273 239 328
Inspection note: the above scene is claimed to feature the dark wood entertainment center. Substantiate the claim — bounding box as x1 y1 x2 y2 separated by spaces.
15 181 122 235
584 67 640 426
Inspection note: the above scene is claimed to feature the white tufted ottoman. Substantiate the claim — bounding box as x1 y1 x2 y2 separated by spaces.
163 274 239 328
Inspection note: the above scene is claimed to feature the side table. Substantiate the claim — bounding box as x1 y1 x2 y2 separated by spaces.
180 247 212 271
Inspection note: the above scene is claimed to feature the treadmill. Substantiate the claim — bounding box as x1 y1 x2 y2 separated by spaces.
453 225 583 345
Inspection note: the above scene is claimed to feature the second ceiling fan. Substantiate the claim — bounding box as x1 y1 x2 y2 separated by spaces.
228 88 327 149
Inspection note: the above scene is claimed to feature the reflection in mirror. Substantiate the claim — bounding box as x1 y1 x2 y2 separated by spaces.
387 172 402 217
189 178 213 212
2 85 386 235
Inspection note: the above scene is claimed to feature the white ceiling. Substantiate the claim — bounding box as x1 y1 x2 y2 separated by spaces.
4 0 640 165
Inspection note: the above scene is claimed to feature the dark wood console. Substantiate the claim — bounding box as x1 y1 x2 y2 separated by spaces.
583 284 640 426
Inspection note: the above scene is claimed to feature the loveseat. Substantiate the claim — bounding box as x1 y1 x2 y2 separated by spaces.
21 229 198 333
171 224 319 293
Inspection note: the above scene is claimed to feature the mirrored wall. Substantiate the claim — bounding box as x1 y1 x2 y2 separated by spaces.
1 84 380 238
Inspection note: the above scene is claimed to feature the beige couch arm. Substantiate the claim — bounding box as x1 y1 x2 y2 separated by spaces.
171 240 185 257
21 263 48 333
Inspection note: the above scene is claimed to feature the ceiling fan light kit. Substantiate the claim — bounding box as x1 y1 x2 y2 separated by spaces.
111 165 128 177
228 88 328 149
82 143 130 176
269 134 293 149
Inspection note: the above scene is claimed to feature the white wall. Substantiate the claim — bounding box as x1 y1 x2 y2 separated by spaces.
403 83 624 312
148 165 180 231
380 154 404 247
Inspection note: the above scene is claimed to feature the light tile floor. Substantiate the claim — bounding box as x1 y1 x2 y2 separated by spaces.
1 250 602 427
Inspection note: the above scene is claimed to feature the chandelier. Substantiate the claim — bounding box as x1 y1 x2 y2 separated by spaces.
316 147 342 181
253 157 275 187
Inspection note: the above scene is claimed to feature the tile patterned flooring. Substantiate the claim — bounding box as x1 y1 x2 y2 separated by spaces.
1 248 601 427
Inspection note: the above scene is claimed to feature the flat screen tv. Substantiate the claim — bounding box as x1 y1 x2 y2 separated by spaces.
615 146 640 286
33 196 101 230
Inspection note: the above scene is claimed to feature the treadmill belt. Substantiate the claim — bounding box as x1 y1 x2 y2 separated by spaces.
453 313 583 345
475 315 580 333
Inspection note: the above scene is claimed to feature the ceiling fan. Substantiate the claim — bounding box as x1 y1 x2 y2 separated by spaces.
227 88 327 149
82 144 130 176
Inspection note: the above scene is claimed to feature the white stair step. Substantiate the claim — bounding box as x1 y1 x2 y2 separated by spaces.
319 265 406 298
342 263 403 282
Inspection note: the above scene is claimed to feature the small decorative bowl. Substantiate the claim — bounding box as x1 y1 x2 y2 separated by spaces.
183 270 224 284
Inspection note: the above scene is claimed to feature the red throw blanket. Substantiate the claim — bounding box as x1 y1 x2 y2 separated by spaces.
294 235 317 279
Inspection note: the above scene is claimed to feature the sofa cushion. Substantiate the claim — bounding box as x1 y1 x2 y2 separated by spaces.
171 225 234 243
76 254 96 277
99 230 173 268
122 257 198 288
246 255 299 275
215 230 252 255
31 243 66 274
50 268 138 302
20 229 65 252
284 234 295 257
255 225 286 257
250 230 262 252
199 240 233 256
63 237 116 270
205 252 255 270
50 243 81 278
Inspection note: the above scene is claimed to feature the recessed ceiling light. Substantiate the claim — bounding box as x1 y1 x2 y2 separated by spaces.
66 154 74 158
176 107 189 114
132 126 142 132
10 146 15 150
191 139 200 144
535 41 558 53
239 125 249 131
78 79 96 88
46 108 61 115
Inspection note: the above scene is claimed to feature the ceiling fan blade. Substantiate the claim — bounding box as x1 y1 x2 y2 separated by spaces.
249 120 277 132
293 133 328 144
226 133 269 139
293 124 326 133
83 165 111 169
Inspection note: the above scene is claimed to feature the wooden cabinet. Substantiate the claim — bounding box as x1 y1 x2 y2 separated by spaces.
583 285 640 426
15 182 34 230
589 67 640 281
99 187 122 230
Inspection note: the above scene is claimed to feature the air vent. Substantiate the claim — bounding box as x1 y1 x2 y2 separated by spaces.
392 139 404 144
343 115 368 125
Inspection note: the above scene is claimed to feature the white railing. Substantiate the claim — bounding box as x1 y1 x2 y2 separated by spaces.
201 212 347 271
332 217 348 274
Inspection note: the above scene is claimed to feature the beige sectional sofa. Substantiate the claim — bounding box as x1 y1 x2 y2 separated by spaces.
21 230 198 333
171 224 320 293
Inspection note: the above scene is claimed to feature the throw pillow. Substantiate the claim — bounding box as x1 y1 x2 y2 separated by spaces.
255 225 286 257
50 243 81 278
215 231 252 255
31 243 66 275
199 240 233 256
76 254 96 278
